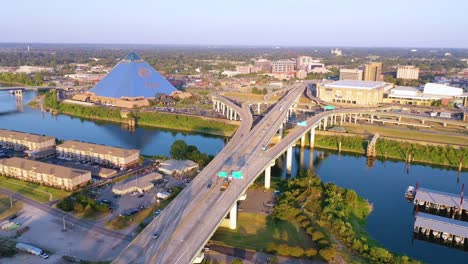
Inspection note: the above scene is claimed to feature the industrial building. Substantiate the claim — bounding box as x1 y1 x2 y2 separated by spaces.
397 65 419 80
72 51 179 108
0 129 56 159
159 159 199 176
363 62 383 81
112 172 162 195
0 157 91 190
339 69 363 80
57 140 140 169
317 80 392 105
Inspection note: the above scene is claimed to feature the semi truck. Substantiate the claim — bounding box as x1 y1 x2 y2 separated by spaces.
16 243 49 259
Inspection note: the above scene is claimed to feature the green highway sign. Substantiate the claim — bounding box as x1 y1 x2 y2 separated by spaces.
218 171 228 178
232 171 243 179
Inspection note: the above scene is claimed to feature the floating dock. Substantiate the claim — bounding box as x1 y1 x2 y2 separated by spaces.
414 213 468 249
414 187 467 220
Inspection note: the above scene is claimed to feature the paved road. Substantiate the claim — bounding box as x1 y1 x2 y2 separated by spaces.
0 188 131 241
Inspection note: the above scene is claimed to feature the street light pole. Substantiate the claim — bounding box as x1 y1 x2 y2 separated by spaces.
10 195 13 208
62 216 66 231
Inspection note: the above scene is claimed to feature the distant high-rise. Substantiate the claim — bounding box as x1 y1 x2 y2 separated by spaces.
331 48 342 56
397 65 419 80
296 56 325 72
254 59 272 72
363 62 383 81
339 69 363 80
271 60 296 74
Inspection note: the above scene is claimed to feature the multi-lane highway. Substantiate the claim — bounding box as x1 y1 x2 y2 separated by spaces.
112 84 306 264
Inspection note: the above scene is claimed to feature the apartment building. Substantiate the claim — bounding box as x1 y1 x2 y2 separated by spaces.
56 140 140 169
0 129 55 152
0 157 91 190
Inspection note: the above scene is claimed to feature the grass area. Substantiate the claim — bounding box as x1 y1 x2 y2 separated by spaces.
43 90 238 136
343 123 468 146
105 207 153 230
0 194 23 220
222 92 267 102
0 176 71 202
211 212 314 251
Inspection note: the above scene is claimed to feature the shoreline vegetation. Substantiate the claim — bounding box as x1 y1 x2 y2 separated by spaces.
311 134 467 169
35 91 238 137
270 171 422 263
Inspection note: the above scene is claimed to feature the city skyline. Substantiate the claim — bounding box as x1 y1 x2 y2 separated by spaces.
1 0 467 48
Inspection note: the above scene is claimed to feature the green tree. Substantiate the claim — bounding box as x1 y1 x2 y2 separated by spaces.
369 247 393 263
170 140 188 160
231 259 244 264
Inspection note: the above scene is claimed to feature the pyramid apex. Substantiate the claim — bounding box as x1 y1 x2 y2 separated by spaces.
123 51 142 62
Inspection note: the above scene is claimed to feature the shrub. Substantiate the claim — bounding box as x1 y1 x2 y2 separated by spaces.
319 247 336 262
312 231 325 241
0 237 16 257
305 248 318 257
369 247 393 264
231 259 244 264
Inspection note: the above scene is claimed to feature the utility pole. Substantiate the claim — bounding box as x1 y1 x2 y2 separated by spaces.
62 216 67 231
10 195 13 208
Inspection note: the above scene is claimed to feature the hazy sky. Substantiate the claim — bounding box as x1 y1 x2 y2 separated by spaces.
1 0 467 48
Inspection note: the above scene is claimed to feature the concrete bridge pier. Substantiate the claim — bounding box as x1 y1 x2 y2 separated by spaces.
340 114 344 125
323 116 328 130
264 161 275 189
354 114 357 124
300 134 306 147
278 123 283 139
229 202 237 229
370 115 374 124
286 146 293 174
257 103 261 115
15 90 23 101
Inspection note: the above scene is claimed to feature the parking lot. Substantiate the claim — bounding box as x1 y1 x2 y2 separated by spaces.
0 203 129 263
90 172 186 224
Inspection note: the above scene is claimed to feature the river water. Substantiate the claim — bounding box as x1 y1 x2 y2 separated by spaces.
0 90 466 263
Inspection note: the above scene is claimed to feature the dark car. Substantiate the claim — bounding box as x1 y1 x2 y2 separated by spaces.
152 232 160 239
207 182 212 188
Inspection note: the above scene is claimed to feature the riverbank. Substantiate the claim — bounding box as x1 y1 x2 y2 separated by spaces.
37 91 238 137
278 128 468 169
312 134 467 169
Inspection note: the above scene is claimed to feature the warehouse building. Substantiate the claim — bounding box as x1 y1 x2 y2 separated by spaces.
159 159 199 176
317 80 392 106
0 157 91 190
57 140 140 169
112 172 162 195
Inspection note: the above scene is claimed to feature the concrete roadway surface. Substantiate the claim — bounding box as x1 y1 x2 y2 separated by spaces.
112 83 306 264
0 188 131 242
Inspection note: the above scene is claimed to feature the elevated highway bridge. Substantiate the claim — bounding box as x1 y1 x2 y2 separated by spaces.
113 83 467 264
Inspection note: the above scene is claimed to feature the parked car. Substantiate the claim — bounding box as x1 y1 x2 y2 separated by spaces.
152 232 160 239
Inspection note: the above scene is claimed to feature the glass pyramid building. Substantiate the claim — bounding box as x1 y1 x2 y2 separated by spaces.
89 51 178 99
